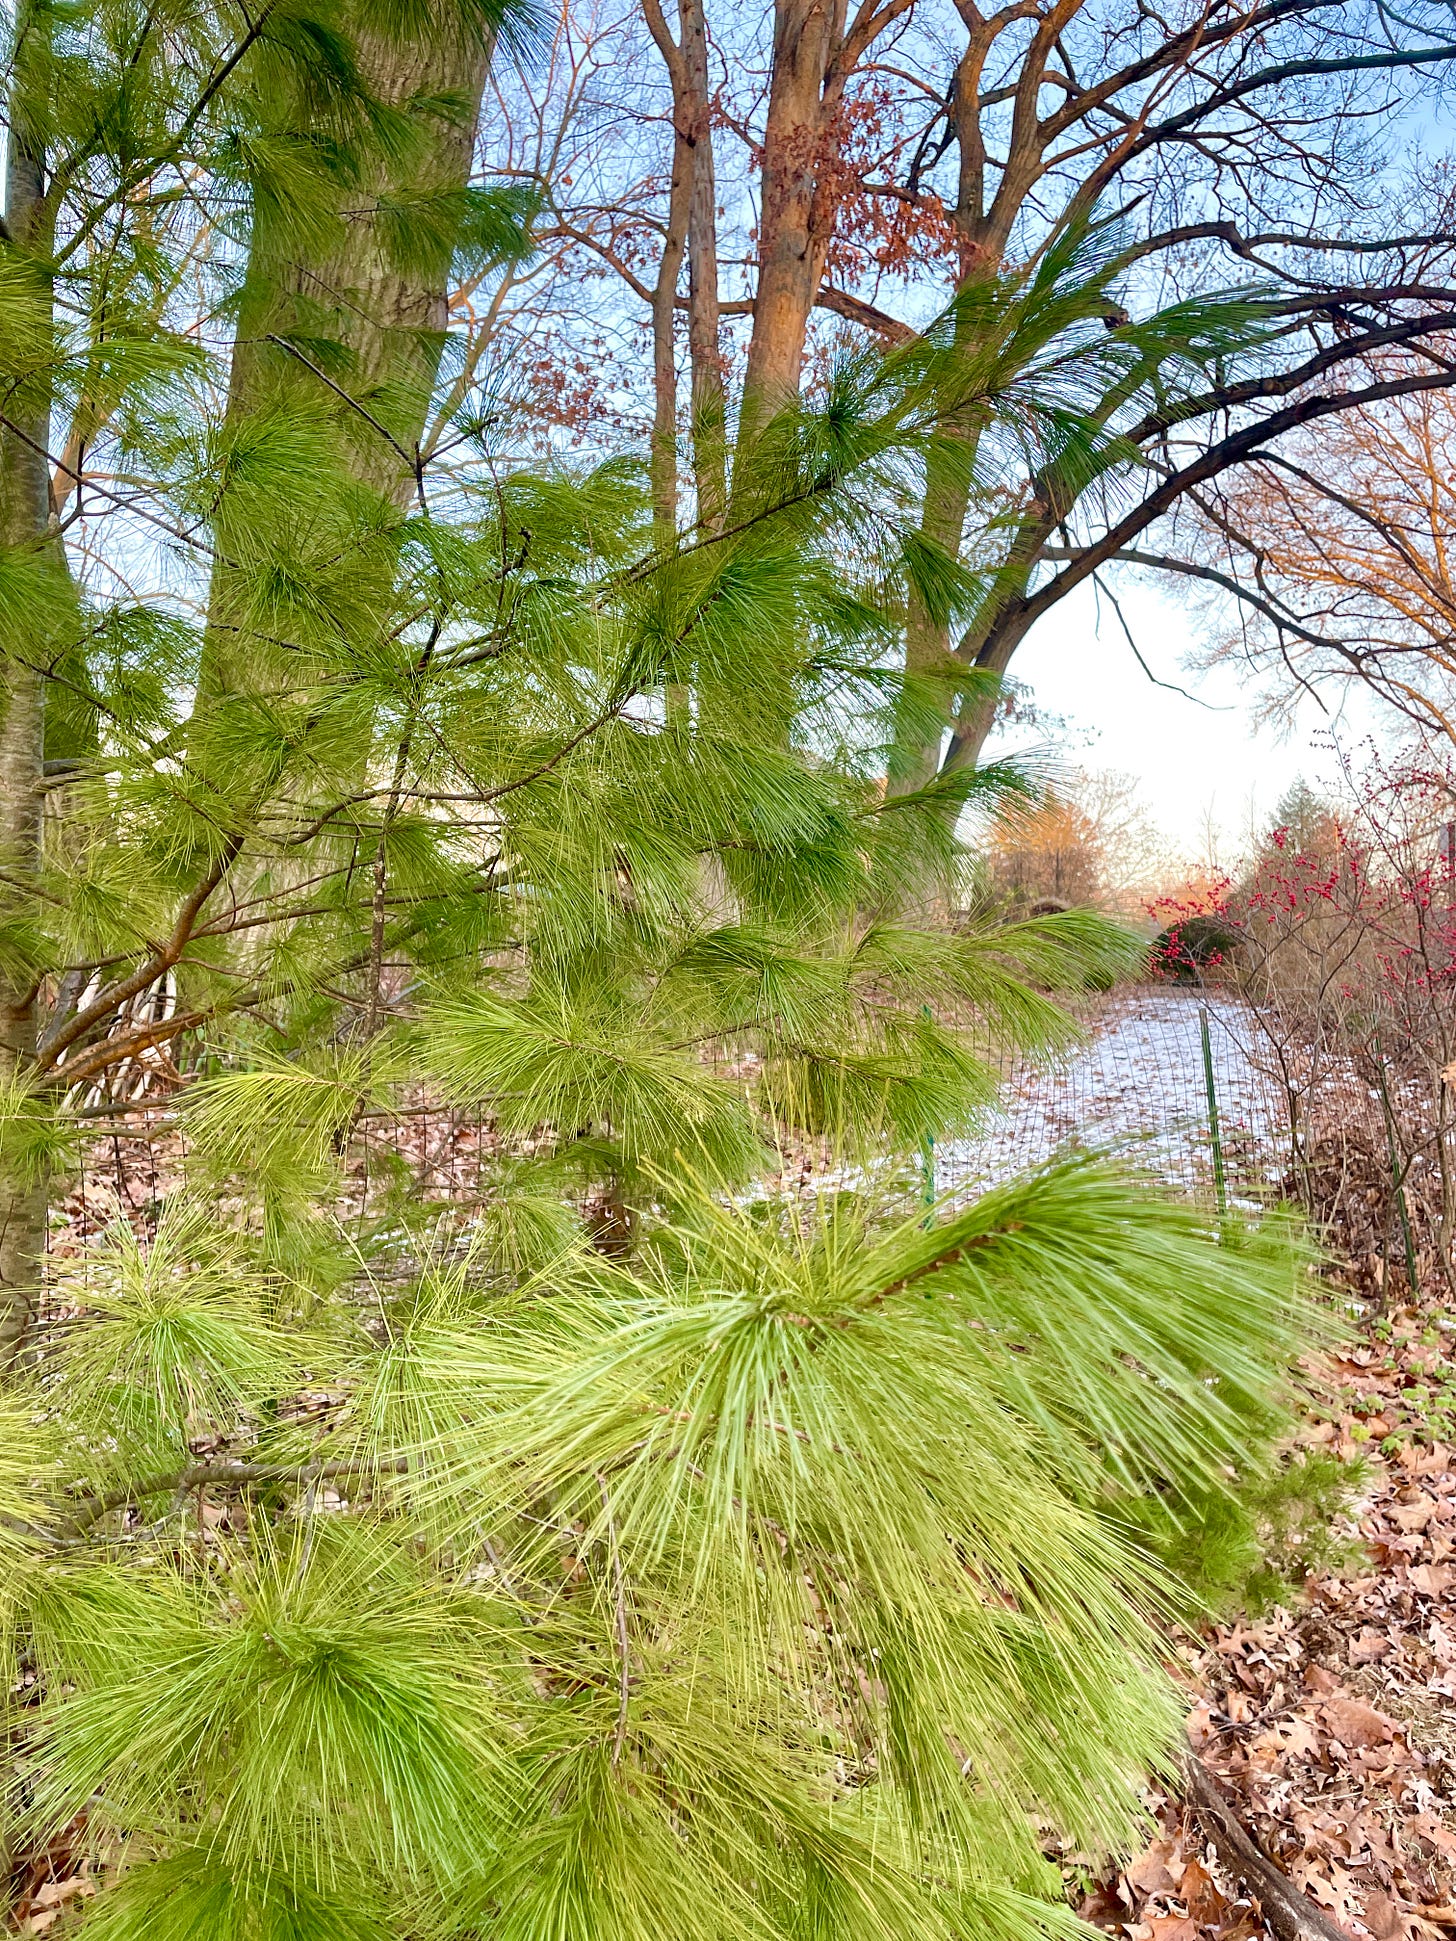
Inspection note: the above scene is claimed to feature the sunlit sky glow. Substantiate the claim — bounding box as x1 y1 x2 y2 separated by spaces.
985 575 1379 863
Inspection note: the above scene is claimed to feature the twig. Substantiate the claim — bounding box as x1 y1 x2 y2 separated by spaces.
51 1455 409 1542
597 1473 632 1766
1095 571 1234 709
56 1009 210 1087
1183 1747 1359 1941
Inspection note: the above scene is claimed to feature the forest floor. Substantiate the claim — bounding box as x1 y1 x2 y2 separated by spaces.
1077 1298 1456 1941
1018 991 1456 1941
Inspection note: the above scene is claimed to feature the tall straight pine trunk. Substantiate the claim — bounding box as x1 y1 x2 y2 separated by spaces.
0 9 60 1362
190 2 506 1034
201 6 501 700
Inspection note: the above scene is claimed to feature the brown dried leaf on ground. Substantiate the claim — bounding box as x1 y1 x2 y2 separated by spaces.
1081 1301 1456 1941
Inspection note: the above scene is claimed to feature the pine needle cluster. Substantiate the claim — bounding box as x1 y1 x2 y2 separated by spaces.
6 1166 1321 1941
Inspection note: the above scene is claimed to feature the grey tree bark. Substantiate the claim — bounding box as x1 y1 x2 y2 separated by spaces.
0 13 61 1362
642 0 695 539
189 2 509 1039
681 0 726 534
642 0 726 539
202 4 503 699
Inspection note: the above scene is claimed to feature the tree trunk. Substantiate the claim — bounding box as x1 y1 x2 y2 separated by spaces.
0 17 59 1363
187 2 505 1041
650 177 690 540
643 0 695 540
889 430 979 797
737 0 848 445
202 6 499 700
942 621 1020 773
236 16 494 498
889 13 1017 805
681 0 726 533
938 475 1072 780
644 0 724 536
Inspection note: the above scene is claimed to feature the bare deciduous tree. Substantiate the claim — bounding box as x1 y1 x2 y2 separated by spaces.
517 0 1456 811
1184 373 1456 752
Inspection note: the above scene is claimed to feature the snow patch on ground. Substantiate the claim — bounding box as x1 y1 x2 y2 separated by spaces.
936 988 1287 1202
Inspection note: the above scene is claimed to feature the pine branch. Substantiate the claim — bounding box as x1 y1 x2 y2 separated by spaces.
264 335 424 508
50 1009 212 1088
51 1456 411 1543
34 837 243 1076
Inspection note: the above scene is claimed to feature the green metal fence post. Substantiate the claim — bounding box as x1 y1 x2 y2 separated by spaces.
920 1004 936 1224
1200 1006 1228 1217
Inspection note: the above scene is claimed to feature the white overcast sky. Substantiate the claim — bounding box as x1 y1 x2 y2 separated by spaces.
984 574 1371 863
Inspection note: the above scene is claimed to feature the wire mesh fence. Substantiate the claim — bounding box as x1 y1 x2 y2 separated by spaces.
47 967 1454 1326
53 987 1302 1256
933 987 1295 1210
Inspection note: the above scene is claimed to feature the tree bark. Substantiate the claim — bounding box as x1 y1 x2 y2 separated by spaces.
681 0 726 533
0 8 59 1364
649 174 690 540
643 0 726 540
1183 1750 1359 1941
184 0 507 1042
737 0 850 444
236 16 494 497
202 4 500 699
891 435 977 795
887 11 1013 802
643 0 695 539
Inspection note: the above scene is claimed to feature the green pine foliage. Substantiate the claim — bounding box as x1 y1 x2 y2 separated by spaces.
0 0 1333 1932
7 1163 1323 1941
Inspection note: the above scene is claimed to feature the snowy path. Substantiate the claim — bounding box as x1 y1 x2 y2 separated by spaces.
935 988 1288 1204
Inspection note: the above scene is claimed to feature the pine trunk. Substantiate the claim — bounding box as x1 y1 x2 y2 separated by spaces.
0 32 56 1364
188 5 502 1034
202 10 498 699
235 17 494 494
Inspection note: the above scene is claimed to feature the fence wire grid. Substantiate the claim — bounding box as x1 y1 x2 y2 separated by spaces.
53 987 1297 1263
934 988 1293 1210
